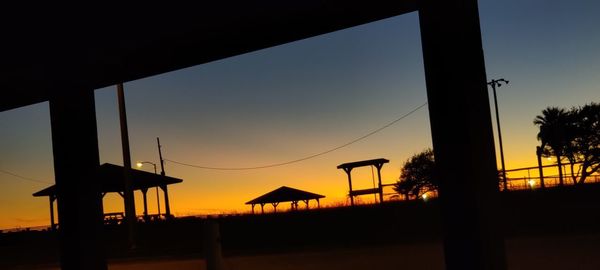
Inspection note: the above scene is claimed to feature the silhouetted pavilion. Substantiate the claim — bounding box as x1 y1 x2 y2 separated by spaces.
33 163 182 230
246 186 325 214
337 158 389 206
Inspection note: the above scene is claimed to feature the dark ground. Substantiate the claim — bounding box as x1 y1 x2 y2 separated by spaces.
3 184 600 269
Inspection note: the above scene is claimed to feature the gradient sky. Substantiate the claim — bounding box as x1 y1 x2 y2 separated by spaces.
1 0 599 229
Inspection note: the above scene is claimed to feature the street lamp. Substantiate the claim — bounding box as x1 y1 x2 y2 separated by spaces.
136 161 161 218
488 78 509 191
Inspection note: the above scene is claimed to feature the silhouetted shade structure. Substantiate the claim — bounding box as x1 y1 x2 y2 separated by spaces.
246 186 325 214
33 163 183 229
337 158 389 206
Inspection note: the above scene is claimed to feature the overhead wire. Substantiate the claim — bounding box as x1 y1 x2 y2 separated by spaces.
165 102 428 170
0 168 51 184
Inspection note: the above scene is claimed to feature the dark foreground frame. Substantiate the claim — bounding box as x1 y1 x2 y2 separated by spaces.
2 1 505 269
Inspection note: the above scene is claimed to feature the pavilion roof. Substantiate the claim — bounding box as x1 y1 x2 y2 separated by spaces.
337 158 389 170
246 186 325 205
33 163 182 197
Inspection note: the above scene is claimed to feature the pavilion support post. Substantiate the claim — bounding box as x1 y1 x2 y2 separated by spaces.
260 204 265 214
161 185 172 219
375 164 384 204
142 188 149 221
251 204 255 214
49 90 107 270
419 0 506 269
304 199 310 209
49 195 56 231
343 168 354 206
317 199 320 208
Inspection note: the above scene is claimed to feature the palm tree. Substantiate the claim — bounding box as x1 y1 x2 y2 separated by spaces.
534 107 571 186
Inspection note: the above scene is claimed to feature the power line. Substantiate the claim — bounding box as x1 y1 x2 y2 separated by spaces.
165 102 428 170
0 169 52 184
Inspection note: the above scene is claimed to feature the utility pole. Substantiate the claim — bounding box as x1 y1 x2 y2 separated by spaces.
488 78 509 191
157 137 171 219
157 137 165 176
117 83 136 249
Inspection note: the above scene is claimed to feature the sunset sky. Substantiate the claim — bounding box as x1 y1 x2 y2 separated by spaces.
1 0 599 229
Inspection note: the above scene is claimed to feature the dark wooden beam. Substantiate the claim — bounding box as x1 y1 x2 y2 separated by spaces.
49 89 106 270
419 0 506 269
1 1 418 112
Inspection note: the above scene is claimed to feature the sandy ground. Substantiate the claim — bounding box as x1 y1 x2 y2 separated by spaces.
19 233 600 270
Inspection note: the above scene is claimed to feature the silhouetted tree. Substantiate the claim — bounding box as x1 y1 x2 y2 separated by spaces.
534 107 572 185
567 102 600 184
393 149 437 200
534 103 600 185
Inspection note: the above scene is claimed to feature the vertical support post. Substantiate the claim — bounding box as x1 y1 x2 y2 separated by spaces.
142 189 149 221
156 187 161 217
161 185 172 219
203 219 226 270
344 168 354 206
49 90 107 270
117 83 136 248
49 195 56 231
376 164 384 204
419 0 506 269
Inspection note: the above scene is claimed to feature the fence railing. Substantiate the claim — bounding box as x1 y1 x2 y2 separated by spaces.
505 174 600 191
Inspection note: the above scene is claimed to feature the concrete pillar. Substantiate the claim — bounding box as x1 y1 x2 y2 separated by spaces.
49 90 107 270
418 0 506 269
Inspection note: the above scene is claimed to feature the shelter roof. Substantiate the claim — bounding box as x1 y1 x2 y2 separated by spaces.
246 186 325 205
1 1 418 112
337 158 389 170
33 163 182 197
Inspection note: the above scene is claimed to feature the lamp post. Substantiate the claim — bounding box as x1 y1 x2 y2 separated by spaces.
488 78 509 191
136 161 161 218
